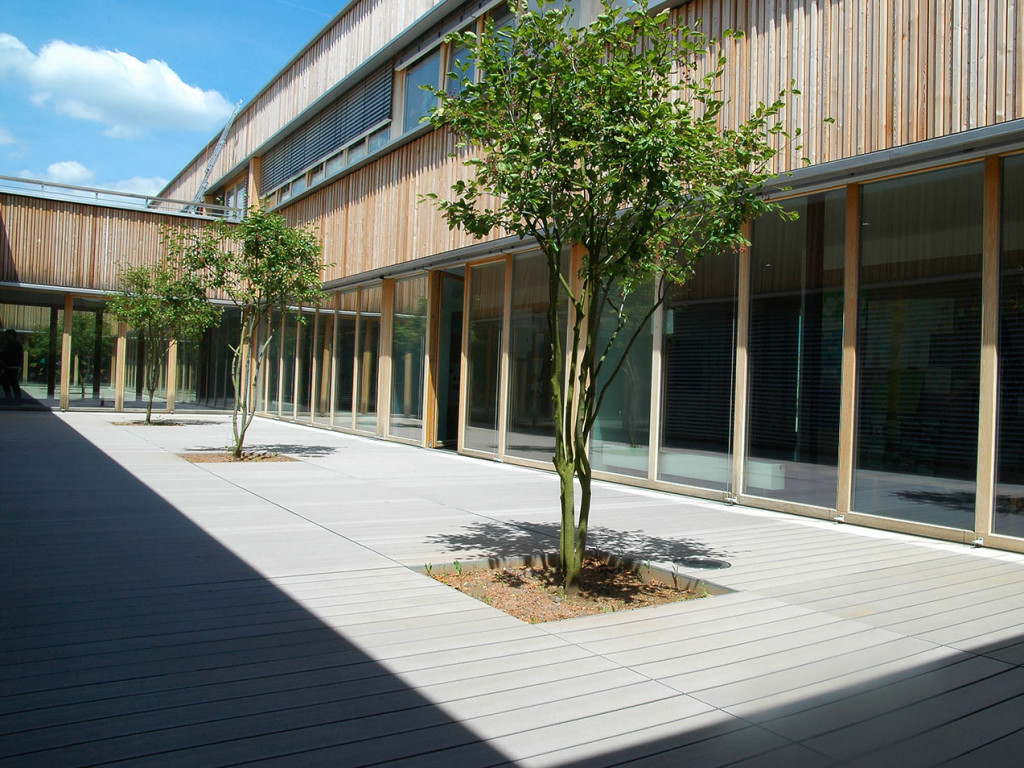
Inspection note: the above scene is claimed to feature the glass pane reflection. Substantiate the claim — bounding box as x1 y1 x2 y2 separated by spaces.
996 155 1024 536
853 164 983 529
465 261 505 454
389 275 428 441
658 251 738 491
591 280 654 478
746 191 845 507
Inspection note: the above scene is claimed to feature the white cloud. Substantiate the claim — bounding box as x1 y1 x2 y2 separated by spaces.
0 33 233 139
44 160 94 185
0 33 33 74
106 175 168 196
0 126 14 145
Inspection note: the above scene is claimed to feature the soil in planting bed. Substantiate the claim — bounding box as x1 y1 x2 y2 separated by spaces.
430 557 706 623
179 451 295 463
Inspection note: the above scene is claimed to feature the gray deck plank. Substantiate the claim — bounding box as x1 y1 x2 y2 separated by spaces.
5 411 1024 767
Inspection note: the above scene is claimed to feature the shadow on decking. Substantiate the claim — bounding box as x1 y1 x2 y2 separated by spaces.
542 635 1024 767
181 442 339 458
426 520 732 571
5 411 1024 766
0 411 508 766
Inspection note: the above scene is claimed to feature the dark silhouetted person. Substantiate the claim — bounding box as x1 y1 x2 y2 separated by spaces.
2 329 23 405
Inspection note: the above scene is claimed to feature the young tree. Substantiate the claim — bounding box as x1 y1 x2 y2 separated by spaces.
182 208 326 458
108 253 219 423
427 0 798 590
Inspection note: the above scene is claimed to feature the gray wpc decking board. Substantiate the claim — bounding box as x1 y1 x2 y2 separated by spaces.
5 411 1024 767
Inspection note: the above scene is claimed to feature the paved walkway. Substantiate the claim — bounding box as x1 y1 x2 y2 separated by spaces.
2 411 1024 767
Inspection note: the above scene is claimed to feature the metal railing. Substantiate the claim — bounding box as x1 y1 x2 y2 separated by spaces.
0 174 244 220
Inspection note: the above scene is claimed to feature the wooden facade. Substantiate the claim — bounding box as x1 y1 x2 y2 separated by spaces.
0 194 221 292
162 0 448 202
157 0 1024 284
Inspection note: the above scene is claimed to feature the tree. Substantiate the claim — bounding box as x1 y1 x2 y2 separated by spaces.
182 208 326 458
427 0 797 591
108 250 220 423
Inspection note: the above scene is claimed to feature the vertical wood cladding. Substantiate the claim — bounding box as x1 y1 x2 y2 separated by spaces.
670 0 1022 174
9 2 1023 294
0 195 221 292
279 1 1022 282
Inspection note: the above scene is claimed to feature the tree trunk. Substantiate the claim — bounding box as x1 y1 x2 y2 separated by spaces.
231 314 267 459
146 387 155 424
556 460 581 593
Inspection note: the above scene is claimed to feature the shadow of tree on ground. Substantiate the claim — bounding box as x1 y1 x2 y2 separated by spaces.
426 519 731 570
183 442 338 458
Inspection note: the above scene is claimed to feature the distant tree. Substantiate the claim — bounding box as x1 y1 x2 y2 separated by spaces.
22 314 114 397
108 250 219 423
427 0 798 590
182 208 326 457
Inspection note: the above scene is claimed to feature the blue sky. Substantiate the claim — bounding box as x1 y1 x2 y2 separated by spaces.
0 0 353 196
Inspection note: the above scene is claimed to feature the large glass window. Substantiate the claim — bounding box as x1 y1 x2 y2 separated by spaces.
996 154 1024 536
356 285 382 432
295 308 315 420
264 311 282 415
446 41 475 96
465 261 505 454
280 313 298 416
389 275 428 441
506 251 565 463
591 280 654 478
3 304 58 406
63 308 116 409
747 191 845 506
658 251 738 491
124 316 166 411
334 291 358 429
313 303 335 427
192 309 238 409
402 50 441 134
853 164 983 529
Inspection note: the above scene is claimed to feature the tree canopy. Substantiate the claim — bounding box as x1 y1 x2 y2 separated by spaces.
427 0 798 590
108 249 220 422
182 207 327 456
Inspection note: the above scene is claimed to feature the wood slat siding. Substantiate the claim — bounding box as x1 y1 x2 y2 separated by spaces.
291 129 497 284
272 1 1021 284
0 194 222 293
0 303 51 330
163 0 447 201
671 0 1021 174
8 3 1021 297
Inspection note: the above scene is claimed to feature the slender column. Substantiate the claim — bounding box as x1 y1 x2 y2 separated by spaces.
47 306 58 397
836 183 861 515
114 322 127 411
166 339 178 413
647 278 664 482
292 312 302 420
92 309 103 400
731 228 752 498
60 294 73 410
329 293 339 426
457 269 472 452
275 311 285 417
379 279 395 436
975 156 1001 539
424 272 441 447
496 257 513 458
